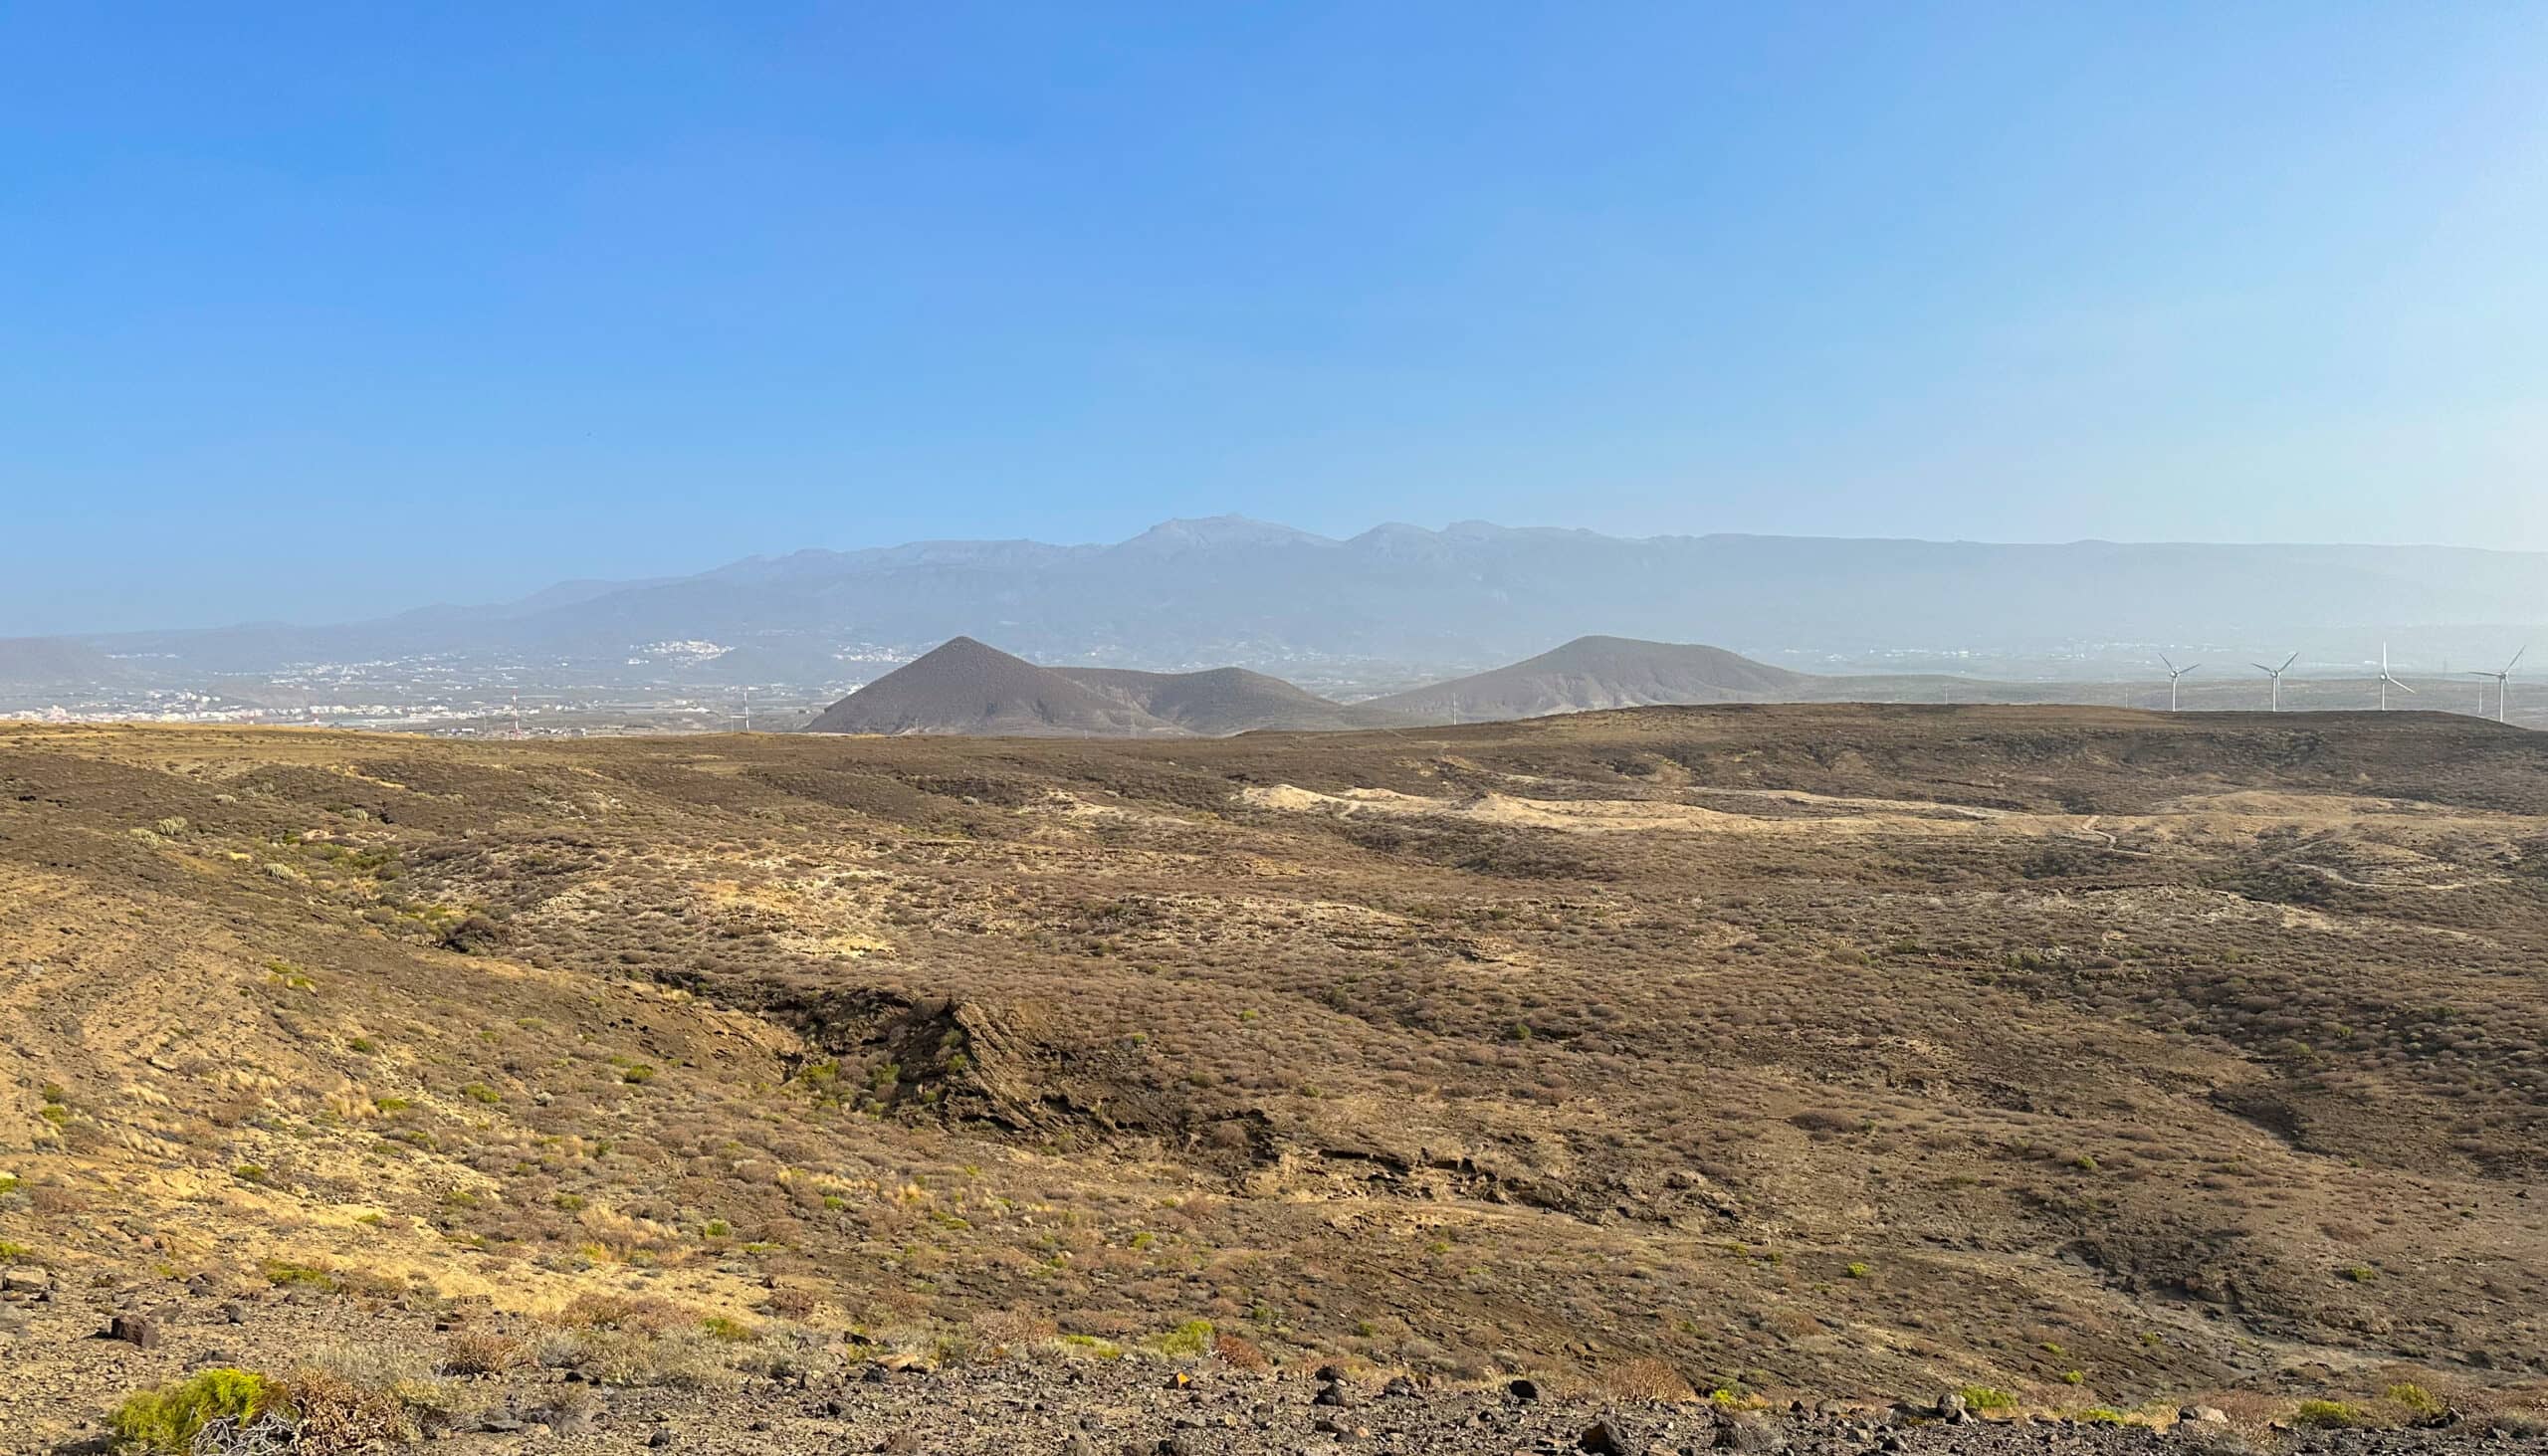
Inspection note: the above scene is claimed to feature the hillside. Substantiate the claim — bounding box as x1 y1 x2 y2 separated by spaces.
1057 665 1409 734
1368 635 1811 721
2 707 2544 1444
0 634 122 691
806 640 1408 737
801 636 1171 736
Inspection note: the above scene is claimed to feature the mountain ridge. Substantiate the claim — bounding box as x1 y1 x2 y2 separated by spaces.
801 636 1170 737
805 634 1824 737
28 517 2548 689
1366 635 1811 722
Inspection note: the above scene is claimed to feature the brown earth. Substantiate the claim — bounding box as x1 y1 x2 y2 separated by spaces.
2 705 2545 1445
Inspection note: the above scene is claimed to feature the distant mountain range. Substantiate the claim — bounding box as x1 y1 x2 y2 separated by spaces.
16 516 2548 693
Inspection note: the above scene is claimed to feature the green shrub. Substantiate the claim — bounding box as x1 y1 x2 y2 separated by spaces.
2293 1400 2369 1430
261 1259 336 1290
1959 1385 2017 1411
1150 1319 1214 1357
2384 1383 2442 1416
110 1368 286 1451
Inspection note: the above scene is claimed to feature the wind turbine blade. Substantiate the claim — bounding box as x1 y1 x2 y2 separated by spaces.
2184 665 2202 675
2158 653 2177 674
2508 645 2528 674
2279 652 2298 673
2251 663 2276 674
2396 680 2418 695
2466 671 2500 678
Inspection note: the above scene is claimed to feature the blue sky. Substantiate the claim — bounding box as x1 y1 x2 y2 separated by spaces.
5 3 2545 633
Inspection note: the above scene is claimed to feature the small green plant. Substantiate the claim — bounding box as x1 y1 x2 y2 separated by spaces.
2293 1400 2369 1430
109 1368 285 1452
700 1315 759 1343
233 1164 267 1184
260 1259 335 1290
701 1218 731 1238
2384 1383 2442 1416
1959 1385 2017 1412
2059 1369 2084 1385
2337 1265 2377 1283
1844 1261 1871 1279
2076 1408 2127 1425
460 1082 502 1105
1055 1333 1125 1359
1150 1318 1214 1357
621 1064 657 1085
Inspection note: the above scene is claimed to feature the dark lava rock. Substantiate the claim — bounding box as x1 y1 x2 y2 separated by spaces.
1583 1420 1640 1456
1314 1382 1352 1408
647 1427 675 1448
1511 1378 1544 1403
106 1314 158 1349
1715 1418 1788 1453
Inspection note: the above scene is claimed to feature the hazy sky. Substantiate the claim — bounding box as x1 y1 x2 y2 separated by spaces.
6 3 2546 634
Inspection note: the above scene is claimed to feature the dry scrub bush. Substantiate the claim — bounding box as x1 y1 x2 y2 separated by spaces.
1600 1356 1698 1403
1212 1332 1273 1371
969 1308 1059 1352
729 1326 842 1384
440 1329 526 1375
547 1289 695 1336
289 1368 411 1453
760 1286 820 1321
537 1326 737 1388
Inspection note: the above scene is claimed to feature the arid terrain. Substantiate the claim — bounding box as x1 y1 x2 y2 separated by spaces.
3 706 2545 1450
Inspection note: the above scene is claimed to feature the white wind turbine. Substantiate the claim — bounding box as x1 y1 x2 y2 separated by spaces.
2251 652 2298 712
2159 653 2201 713
2378 643 2416 711
2465 645 2526 725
